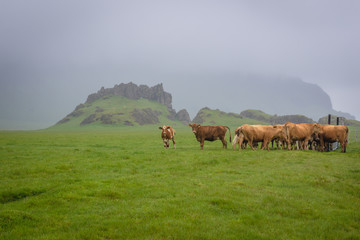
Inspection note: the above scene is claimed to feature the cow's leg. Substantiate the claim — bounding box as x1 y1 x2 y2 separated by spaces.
262 139 269 151
232 134 239 150
248 139 256 151
303 139 309 150
259 142 263 150
287 139 291 150
220 136 227 149
172 137 176 149
200 139 204 150
238 134 244 151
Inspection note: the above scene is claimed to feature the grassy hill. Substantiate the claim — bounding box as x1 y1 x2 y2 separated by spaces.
192 107 267 130
319 115 360 127
50 95 184 130
240 109 315 124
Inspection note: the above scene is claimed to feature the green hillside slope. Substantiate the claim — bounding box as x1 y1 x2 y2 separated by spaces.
50 95 183 130
192 107 267 130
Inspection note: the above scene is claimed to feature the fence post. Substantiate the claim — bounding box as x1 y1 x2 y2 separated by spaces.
348 129 351 144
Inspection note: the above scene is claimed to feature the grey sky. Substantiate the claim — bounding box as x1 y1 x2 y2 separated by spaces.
0 0 359 129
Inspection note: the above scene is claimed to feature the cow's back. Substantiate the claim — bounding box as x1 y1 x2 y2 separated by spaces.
241 125 268 141
286 123 314 140
199 126 227 141
321 125 348 142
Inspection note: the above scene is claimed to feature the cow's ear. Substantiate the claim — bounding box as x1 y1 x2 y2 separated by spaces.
188 124 192 127
159 127 162 130
197 124 201 128
166 126 171 129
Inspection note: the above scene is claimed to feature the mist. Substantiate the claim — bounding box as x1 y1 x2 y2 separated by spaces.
0 0 359 129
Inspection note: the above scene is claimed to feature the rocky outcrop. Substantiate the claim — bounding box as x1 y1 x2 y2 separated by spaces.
56 82 192 127
240 109 314 124
84 82 191 125
86 82 173 109
175 109 191 124
132 108 161 125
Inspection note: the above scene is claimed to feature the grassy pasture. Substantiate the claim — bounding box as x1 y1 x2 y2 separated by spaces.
1 127 360 240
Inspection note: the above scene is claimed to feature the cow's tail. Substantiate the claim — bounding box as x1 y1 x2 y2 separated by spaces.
226 126 232 142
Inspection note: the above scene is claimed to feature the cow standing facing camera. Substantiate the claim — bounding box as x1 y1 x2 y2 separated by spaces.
189 123 231 150
159 125 176 149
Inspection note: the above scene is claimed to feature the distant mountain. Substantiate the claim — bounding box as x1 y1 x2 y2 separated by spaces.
52 81 358 130
191 107 266 129
192 108 360 127
164 75 355 121
52 83 190 129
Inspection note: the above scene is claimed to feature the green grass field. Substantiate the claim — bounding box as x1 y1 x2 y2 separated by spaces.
1 126 360 239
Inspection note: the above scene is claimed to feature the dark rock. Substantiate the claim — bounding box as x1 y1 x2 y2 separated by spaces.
66 110 83 118
86 82 173 109
100 114 115 124
57 118 70 124
175 109 191 124
80 114 97 125
132 108 161 125
95 107 104 113
75 104 85 111
124 120 134 126
192 108 206 124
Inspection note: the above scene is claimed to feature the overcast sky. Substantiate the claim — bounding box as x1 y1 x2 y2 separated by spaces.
0 0 359 129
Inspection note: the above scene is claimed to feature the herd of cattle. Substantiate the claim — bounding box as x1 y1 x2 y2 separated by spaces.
159 123 349 153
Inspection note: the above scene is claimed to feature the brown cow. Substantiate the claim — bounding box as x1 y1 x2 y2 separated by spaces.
233 127 258 150
189 124 231 150
159 125 176 149
319 124 348 153
237 124 287 151
271 124 287 150
284 122 320 150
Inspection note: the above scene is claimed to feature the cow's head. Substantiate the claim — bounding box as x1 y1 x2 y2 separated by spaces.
188 123 201 134
312 123 321 141
234 127 241 136
159 125 171 137
274 125 288 141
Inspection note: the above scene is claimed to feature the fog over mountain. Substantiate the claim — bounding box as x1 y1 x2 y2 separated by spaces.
160 74 355 121
0 1 359 129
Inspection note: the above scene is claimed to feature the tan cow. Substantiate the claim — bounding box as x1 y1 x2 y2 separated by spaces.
284 122 320 150
189 124 231 150
237 124 287 151
233 127 258 150
159 125 176 149
271 124 287 150
319 124 348 153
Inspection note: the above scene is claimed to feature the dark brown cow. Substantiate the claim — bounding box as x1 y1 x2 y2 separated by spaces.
319 124 348 153
159 125 176 149
189 124 231 150
236 124 287 151
284 122 320 150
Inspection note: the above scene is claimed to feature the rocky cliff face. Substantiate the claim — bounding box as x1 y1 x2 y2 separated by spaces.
86 82 173 109
84 82 190 124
